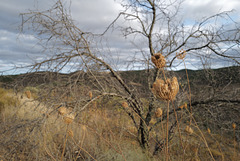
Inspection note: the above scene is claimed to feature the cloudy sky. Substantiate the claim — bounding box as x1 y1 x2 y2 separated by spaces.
0 0 240 75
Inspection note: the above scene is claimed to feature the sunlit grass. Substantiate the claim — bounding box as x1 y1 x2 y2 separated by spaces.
0 84 239 160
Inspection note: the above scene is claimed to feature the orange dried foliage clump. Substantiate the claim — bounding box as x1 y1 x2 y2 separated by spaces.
185 125 194 134
179 103 187 109
82 125 87 131
155 108 163 118
176 49 186 59
58 106 75 124
152 77 179 101
64 113 75 124
232 123 236 129
89 91 93 100
207 128 211 134
151 53 166 68
68 130 74 137
25 90 31 99
122 101 129 108
58 106 67 116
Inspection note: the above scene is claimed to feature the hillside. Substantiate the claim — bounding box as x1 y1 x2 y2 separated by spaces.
0 66 239 160
1 66 239 87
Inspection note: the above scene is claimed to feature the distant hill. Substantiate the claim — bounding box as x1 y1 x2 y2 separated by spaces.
1 66 239 89
119 66 240 88
176 66 240 85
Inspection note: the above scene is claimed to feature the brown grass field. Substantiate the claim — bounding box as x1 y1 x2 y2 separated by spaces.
0 67 239 160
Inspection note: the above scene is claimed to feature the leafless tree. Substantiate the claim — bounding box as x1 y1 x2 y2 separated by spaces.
18 0 240 157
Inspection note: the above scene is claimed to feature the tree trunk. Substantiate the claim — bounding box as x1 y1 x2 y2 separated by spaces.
138 119 149 149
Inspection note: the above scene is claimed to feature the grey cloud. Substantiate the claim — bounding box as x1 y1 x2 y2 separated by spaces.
71 0 122 33
1 0 240 75
181 0 240 21
0 0 53 33
0 29 42 70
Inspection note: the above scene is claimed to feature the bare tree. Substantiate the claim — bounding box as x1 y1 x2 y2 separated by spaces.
19 0 240 157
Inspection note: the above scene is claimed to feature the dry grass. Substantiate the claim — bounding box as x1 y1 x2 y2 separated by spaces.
0 88 20 122
0 89 152 160
0 86 239 161
0 88 19 113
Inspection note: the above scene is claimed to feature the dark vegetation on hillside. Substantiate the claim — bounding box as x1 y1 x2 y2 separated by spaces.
120 66 240 140
1 66 239 87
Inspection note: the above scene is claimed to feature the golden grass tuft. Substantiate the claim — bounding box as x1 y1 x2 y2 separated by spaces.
151 53 166 68
152 77 179 101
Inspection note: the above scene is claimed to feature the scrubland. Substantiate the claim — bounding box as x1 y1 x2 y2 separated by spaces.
0 67 239 161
